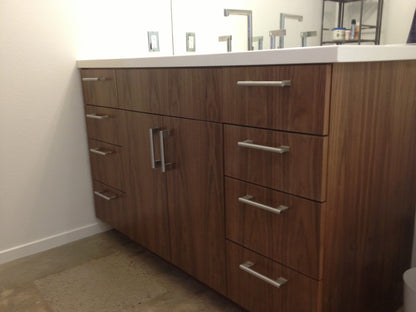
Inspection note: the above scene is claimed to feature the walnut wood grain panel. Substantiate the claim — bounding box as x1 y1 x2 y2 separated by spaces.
227 241 320 312
85 105 126 145
225 178 324 279
224 124 328 201
92 181 128 234
221 65 331 135
88 139 124 191
123 112 171 260
322 61 416 312
166 68 222 121
116 69 167 114
81 69 118 108
164 117 226 295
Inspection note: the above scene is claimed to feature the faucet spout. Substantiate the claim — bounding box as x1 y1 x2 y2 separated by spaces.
279 13 303 49
224 9 253 51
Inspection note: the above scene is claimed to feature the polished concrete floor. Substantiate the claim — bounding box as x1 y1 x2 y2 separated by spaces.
0 230 243 312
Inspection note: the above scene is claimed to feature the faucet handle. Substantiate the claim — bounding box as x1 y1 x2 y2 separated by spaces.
219 35 233 52
300 31 317 47
269 30 286 49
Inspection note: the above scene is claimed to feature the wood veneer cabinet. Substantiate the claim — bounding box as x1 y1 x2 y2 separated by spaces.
80 60 416 312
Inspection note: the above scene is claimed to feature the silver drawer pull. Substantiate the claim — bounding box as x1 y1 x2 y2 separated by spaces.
239 261 288 288
238 139 290 154
149 128 161 169
238 195 289 214
89 148 114 156
82 77 107 81
86 113 109 120
237 80 291 87
94 190 118 201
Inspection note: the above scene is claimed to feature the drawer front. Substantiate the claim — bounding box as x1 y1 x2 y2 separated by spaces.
88 139 124 191
227 241 319 312
92 181 127 232
81 69 118 108
224 125 327 201
117 68 222 121
85 105 125 145
221 65 331 135
225 178 323 279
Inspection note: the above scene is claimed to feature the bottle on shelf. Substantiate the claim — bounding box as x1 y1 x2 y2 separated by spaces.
350 19 356 40
354 22 360 40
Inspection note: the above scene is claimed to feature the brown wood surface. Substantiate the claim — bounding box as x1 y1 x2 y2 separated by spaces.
322 61 416 312
224 124 328 201
92 180 127 233
117 68 222 121
88 139 124 191
164 117 226 295
221 64 331 135
81 69 118 108
85 105 126 145
167 68 222 121
225 177 324 279
123 111 171 260
116 68 167 114
226 241 320 312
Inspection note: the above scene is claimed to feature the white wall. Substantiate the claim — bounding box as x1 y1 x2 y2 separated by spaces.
0 0 108 264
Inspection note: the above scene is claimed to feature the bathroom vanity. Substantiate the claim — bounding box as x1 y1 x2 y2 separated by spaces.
77 45 416 312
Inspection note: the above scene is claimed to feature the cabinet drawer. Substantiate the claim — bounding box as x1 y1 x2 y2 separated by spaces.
221 65 331 135
81 69 118 108
225 178 323 279
92 181 126 231
116 68 221 121
88 139 124 191
227 241 319 312
224 125 327 201
85 105 125 145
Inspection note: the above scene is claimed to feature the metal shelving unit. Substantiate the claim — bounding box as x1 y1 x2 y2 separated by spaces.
320 0 384 45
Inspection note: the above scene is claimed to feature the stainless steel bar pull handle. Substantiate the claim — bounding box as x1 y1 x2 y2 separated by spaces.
82 77 107 81
237 80 291 87
159 130 172 173
149 128 161 169
238 139 290 154
94 190 118 201
238 195 289 214
239 261 288 288
86 113 109 120
89 148 114 156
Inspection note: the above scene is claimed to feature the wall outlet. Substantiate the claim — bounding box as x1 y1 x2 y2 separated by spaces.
148 31 160 52
186 32 196 52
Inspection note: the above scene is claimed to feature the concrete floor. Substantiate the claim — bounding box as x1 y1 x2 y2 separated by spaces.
0 230 243 312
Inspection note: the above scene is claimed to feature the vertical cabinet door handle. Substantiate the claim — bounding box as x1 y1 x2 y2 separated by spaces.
239 261 288 288
149 128 161 169
159 130 169 173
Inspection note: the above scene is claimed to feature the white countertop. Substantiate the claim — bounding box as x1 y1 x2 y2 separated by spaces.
76 45 416 68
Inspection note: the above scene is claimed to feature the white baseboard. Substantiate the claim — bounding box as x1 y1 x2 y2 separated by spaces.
0 222 111 265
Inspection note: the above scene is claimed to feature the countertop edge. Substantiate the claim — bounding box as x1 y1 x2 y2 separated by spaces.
76 45 416 68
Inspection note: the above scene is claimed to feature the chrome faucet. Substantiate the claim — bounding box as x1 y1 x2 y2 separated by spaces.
253 36 264 50
269 30 286 49
218 35 232 52
300 31 317 47
279 13 303 49
224 9 253 51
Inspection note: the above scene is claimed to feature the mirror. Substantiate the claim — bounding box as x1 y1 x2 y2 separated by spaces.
76 0 415 59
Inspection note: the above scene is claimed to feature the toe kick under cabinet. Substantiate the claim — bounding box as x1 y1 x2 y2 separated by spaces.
79 61 416 312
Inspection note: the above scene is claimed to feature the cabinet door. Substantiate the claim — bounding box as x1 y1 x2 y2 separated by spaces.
162 117 226 295
124 112 171 260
